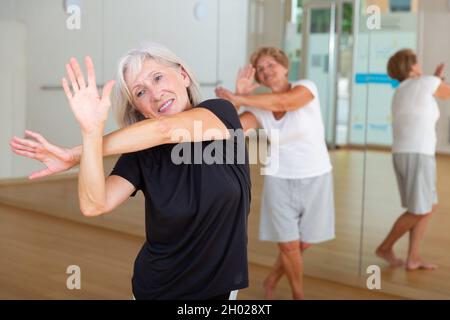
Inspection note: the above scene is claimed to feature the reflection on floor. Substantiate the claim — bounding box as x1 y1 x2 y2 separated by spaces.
0 150 449 299
360 151 450 299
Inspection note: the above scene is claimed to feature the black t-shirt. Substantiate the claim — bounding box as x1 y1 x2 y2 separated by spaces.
110 99 251 300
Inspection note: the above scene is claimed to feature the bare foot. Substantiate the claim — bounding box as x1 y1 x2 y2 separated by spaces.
406 259 438 271
293 292 305 300
376 247 404 267
263 277 277 300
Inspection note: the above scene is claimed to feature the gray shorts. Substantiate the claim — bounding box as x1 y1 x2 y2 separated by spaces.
259 172 335 243
393 153 437 215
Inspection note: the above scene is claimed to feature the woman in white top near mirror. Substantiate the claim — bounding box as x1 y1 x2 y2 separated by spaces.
376 49 450 271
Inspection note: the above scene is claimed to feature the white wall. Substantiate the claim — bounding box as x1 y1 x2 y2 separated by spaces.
218 0 249 92
0 20 26 178
0 0 15 19
419 0 450 153
3 0 248 178
102 0 219 99
13 0 105 177
247 0 286 56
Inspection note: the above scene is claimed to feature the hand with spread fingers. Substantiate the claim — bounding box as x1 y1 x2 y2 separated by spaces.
235 64 260 95
62 56 115 133
9 130 79 179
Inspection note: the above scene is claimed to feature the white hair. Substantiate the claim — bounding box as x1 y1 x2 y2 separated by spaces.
112 42 202 128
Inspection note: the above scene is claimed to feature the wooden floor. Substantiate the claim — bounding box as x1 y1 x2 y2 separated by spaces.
0 203 400 300
1 149 449 299
359 151 450 299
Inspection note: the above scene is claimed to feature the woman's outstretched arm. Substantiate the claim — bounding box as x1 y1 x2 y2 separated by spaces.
10 106 231 179
99 107 230 155
216 85 314 112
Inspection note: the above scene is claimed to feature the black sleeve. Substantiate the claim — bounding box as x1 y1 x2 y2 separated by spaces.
196 99 243 130
110 152 143 197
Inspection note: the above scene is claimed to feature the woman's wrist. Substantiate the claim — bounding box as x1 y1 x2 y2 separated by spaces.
234 94 245 106
81 124 104 139
81 125 104 159
70 124 105 165
69 145 82 166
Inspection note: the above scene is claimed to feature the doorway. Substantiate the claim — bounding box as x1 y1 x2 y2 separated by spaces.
301 0 356 148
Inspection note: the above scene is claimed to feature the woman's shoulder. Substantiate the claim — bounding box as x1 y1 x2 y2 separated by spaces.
291 79 318 94
420 75 442 90
197 98 233 108
196 99 241 130
291 78 316 86
196 98 237 116
406 75 440 85
400 76 441 94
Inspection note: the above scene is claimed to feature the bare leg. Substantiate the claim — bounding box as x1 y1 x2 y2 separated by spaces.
278 240 304 300
406 207 437 271
301 242 312 252
263 242 311 299
376 212 421 267
263 253 284 300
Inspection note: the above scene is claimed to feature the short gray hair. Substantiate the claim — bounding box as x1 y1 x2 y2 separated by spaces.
113 42 202 127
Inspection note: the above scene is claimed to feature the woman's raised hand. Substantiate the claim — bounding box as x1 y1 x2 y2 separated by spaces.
235 64 260 95
62 57 115 133
434 63 446 81
9 130 79 179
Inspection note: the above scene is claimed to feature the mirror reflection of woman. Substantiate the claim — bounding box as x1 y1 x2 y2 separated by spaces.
216 47 335 299
376 49 450 271
10 43 251 300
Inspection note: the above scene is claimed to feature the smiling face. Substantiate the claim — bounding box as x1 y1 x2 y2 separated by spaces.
126 59 192 118
255 55 289 90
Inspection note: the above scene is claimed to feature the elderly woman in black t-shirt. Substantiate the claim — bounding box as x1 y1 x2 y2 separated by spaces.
9 43 251 300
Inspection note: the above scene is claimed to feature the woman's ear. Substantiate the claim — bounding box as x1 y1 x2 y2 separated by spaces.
180 67 191 88
282 65 289 78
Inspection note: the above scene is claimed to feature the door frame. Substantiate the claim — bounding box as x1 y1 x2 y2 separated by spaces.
300 0 359 148
301 1 337 147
